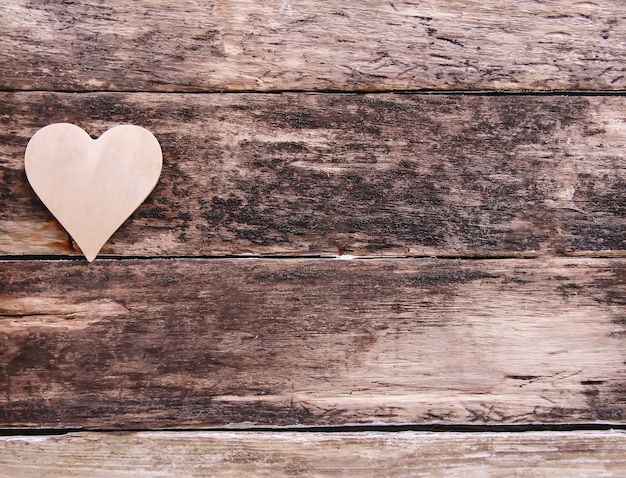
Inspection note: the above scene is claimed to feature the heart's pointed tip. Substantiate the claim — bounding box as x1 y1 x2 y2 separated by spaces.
85 255 96 263
74 238 103 262
82 248 100 262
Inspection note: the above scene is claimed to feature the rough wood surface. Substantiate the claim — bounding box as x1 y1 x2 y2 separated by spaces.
1 93 625 257
1 1 625 92
0 258 624 428
2 431 626 477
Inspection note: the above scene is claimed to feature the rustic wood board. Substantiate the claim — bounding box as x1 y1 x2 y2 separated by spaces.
2 0 625 471
2 431 626 477
1 93 625 257
0 258 624 428
1 1 625 92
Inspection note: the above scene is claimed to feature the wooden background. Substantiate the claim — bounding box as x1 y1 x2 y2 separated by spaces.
1 0 625 475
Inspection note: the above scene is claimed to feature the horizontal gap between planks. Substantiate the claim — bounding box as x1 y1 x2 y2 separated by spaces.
5 88 626 96
2 252 626 262
1 423 626 437
0 253 551 262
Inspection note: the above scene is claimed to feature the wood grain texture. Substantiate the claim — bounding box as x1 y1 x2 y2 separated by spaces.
2 431 626 477
0 258 624 428
1 1 625 92
1 93 625 257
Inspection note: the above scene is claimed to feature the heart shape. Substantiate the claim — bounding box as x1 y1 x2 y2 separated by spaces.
25 123 162 262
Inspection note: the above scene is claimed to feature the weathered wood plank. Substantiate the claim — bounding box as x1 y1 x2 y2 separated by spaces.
1 93 625 257
1 1 625 92
2 431 626 477
0 258 624 428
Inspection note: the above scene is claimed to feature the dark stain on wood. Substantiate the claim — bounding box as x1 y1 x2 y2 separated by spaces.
403 270 497 287
0 258 624 428
1 93 624 257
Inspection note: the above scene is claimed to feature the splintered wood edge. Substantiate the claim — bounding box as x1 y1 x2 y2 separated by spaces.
1 431 625 477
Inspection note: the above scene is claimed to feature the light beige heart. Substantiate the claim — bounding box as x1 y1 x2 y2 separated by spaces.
25 123 163 262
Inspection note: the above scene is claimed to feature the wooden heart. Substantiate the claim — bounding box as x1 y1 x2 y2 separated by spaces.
25 123 162 262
